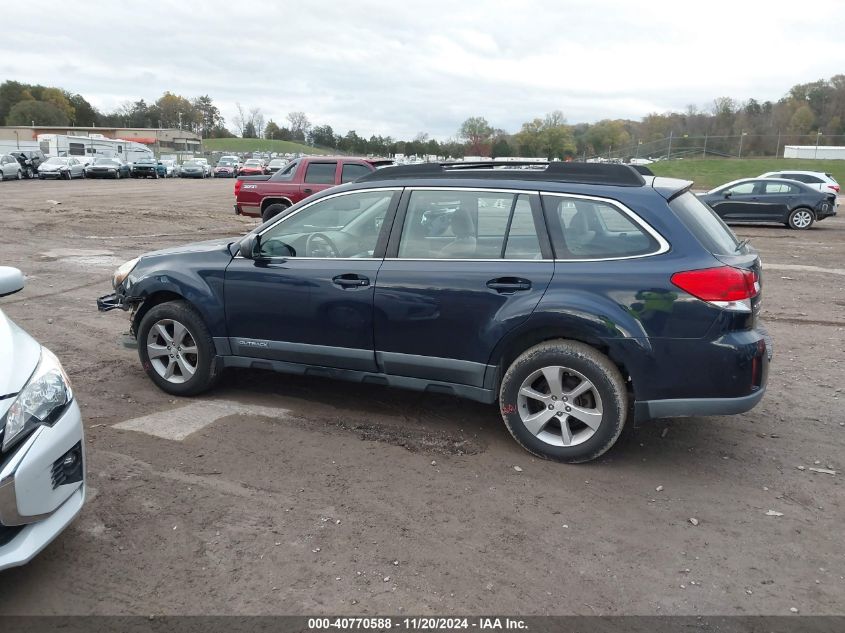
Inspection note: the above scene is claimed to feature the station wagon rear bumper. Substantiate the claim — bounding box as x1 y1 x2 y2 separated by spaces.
634 385 766 421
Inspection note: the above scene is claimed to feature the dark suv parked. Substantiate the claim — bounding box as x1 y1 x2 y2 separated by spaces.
11 150 46 179
97 162 770 463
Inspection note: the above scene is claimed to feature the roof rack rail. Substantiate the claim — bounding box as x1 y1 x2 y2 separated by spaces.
357 161 646 187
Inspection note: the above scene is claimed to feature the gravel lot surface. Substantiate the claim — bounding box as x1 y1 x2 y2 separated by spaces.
0 178 842 615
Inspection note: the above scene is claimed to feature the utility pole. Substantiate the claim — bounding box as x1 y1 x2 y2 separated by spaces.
776 130 781 158
738 131 747 159
667 131 673 160
815 131 822 159
178 112 183 130
702 134 707 159
636 140 642 159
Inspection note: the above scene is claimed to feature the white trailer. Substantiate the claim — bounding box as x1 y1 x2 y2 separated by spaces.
783 145 845 160
37 134 154 165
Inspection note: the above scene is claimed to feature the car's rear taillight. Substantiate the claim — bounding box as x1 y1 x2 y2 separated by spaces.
828 184 840 193
671 266 759 312
234 179 242 196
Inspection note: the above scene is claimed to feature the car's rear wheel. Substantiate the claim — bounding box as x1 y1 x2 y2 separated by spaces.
787 208 814 230
16 170 22 180
499 340 628 463
137 301 220 396
262 202 290 223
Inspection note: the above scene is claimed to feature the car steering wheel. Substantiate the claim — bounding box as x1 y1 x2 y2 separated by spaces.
305 232 340 258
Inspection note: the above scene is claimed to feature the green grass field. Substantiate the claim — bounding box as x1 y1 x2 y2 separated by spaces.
649 158 845 190
203 137 333 155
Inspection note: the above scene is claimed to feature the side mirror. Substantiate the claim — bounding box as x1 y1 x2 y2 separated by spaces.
724 192 732 199
0 267 25 298
238 234 259 259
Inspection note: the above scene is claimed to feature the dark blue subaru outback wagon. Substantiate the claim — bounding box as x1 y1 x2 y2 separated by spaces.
98 162 770 463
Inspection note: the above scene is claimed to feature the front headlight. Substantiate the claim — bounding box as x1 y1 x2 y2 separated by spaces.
113 257 140 288
1 348 72 452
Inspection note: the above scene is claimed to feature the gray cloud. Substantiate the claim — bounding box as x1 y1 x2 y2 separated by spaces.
2 0 844 139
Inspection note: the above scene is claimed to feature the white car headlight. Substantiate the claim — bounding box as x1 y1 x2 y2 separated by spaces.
113 257 140 288
2 348 73 452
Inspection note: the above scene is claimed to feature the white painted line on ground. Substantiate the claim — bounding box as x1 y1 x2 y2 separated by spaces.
766 263 845 276
113 400 291 441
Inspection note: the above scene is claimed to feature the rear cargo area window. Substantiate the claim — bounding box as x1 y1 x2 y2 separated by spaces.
542 195 659 259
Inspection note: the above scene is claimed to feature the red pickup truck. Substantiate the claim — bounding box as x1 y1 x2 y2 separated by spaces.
234 156 392 221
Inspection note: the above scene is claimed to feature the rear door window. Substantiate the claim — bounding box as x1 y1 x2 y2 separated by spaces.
542 195 661 259
304 162 337 184
764 182 799 194
670 192 739 255
397 190 542 260
341 163 372 183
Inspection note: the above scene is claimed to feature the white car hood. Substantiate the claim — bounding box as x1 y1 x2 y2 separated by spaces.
0 309 41 418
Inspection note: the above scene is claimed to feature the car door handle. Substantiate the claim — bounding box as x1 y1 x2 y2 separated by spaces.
333 274 370 288
486 277 532 293
303 188 313 194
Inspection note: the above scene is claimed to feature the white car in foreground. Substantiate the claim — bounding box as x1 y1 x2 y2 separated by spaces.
0 267 85 571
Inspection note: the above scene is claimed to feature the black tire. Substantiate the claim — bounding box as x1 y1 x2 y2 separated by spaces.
64 171 71 180
0 171 4 182
499 340 628 463
25 167 33 179
262 202 289 223
787 207 814 230
16 170 22 180
137 300 220 396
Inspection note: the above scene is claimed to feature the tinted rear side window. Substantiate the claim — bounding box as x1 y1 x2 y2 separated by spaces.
670 192 739 255
341 163 372 183
542 194 660 259
304 162 337 184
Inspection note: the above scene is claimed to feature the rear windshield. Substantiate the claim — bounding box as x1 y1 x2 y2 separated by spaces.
670 192 739 255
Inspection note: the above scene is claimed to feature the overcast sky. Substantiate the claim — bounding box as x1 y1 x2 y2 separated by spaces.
2 1 845 139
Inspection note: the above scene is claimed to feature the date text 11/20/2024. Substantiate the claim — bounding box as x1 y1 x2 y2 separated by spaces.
307 617 528 630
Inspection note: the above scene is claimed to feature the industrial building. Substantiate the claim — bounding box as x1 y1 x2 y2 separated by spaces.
0 125 202 153
783 145 845 160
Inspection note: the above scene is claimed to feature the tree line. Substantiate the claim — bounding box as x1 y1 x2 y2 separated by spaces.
3 74 844 157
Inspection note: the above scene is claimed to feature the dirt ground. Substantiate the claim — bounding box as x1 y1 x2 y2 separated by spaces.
0 177 843 616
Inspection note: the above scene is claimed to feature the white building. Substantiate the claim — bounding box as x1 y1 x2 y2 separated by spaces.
783 145 845 160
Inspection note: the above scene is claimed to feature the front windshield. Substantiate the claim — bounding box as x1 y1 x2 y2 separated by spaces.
94 158 119 166
218 160 234 166
245 160 261 166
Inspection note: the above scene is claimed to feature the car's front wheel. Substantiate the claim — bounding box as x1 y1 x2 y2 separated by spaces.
787 208 814 230
137 301 220 396
499 340 628 463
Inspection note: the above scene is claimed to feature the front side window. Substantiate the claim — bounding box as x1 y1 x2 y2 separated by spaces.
543 194 660 259
726 182 756 195
397 190 541 260
304 162 337 184
259 190 395 258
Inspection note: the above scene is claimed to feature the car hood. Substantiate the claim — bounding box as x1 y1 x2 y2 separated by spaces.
0 309 41 418
40 163 65 171
143 238 235 259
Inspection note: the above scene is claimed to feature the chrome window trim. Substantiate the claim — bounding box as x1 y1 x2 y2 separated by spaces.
541 191 671 262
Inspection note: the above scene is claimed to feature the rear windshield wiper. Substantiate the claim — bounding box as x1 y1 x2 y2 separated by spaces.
735 238 751 252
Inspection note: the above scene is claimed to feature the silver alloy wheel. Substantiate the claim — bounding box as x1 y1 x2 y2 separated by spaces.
792 210 813 228
146 318 199 384
516 366 603 447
